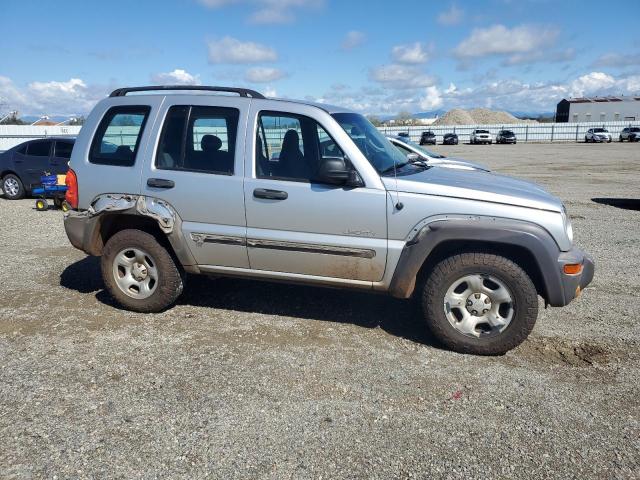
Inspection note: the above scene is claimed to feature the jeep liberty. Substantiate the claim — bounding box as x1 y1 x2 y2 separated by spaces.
63 86 594 355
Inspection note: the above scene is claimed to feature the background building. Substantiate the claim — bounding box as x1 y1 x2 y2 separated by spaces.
556 96 640 123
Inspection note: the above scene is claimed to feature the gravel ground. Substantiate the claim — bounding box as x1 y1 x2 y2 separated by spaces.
1 143 639 479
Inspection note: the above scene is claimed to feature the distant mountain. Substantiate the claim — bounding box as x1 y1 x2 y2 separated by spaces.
507 110 554 120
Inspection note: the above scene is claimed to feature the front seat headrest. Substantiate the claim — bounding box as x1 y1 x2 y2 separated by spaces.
201 135 222 152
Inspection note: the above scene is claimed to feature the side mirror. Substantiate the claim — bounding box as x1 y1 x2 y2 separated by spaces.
406 153 420 162
317 156 363 187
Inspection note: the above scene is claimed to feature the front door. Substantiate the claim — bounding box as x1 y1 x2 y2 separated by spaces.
140 98 249 268
15 140 52 189
243 108 387 281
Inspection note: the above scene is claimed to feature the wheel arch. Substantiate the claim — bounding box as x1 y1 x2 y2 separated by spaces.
388 217 565 305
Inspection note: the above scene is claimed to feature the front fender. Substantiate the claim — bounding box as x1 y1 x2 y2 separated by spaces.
388 216 579 306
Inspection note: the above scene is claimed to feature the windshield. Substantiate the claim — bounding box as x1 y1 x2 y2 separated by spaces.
476 130 489 134
396 136 446 158
630 127 640 132
501 130 514 136
332 113 411 174
594 128 608 133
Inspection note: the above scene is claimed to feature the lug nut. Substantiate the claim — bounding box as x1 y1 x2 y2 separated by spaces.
484 298 490 304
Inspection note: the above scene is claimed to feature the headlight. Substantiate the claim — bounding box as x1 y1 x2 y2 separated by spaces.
562 205 574 244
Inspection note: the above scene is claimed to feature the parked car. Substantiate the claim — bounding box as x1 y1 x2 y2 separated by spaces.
0 137 74 200
419 131 436 145
470 129 493 145
496 130 517 144
442 133 459 145
63 85 593 355
585 128 611 143
387 135 489 171
619 127 640 142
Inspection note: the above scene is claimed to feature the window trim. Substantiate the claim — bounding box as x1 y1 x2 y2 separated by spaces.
154 104 239 176
89 105 151 167
255 110 351 185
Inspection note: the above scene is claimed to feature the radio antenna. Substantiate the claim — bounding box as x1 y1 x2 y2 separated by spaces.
393 149 403 211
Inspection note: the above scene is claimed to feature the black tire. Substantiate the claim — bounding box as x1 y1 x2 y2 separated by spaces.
619 136 623 142
101 229 184 313
2 174 25 200
35 198 48 211
585 136 589 143
420 252 538 355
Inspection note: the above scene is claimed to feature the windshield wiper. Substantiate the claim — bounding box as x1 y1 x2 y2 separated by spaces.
380 161 410 174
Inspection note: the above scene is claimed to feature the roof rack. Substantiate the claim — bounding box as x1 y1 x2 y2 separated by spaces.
109 85 265 99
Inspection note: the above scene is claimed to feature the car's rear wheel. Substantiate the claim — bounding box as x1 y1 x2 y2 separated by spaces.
2 174 25 200
421 252 538 355
101 229 184 313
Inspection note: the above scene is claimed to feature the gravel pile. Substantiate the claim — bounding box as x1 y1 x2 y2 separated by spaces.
1 143 639 478
434 108 537 125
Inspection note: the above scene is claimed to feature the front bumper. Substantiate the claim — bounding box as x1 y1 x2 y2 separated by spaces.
500 138 516 143
554 248 595 306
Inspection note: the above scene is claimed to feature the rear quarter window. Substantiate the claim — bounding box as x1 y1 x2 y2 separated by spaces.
89 105 150 166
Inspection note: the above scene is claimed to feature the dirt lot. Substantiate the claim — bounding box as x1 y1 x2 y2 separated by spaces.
1 143 639 479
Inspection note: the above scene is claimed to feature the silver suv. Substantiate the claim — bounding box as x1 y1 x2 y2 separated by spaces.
63 86 594 355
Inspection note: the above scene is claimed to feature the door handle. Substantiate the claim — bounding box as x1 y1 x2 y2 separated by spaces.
253 188 288 200
147 178 175 189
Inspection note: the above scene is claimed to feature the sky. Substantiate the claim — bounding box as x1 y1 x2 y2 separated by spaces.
1 0 639 118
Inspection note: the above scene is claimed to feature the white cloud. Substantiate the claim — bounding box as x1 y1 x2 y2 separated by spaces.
369 64 437 89
419 86 443 110
437 4 463 26
198 0 323 24
445 82 457 94
264 86 277 97
568 72 616 97
151 69 201 85
208 36 277 64
341 30 366 50
391 42 432 64
245 67 287 82
197 0 238 6
503 48 575 66
593 52 640 68
454 24 558 59
0 76 106 116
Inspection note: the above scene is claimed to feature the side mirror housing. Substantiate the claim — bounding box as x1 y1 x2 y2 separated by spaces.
406 152 420 162
317 156 363 187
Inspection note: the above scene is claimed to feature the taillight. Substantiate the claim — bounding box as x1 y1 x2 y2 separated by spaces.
65 168 78 209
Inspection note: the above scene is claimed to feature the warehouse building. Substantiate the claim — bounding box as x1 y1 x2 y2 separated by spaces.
556 96 640 123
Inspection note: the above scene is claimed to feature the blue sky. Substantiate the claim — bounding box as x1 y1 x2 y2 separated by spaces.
1 0 639 117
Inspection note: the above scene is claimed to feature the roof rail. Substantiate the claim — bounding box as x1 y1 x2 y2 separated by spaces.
109 85 265 99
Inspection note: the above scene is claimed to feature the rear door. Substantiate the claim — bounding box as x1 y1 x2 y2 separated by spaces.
243 105 388 281
51 140 73 174
140 96 250 268
15 140 52 189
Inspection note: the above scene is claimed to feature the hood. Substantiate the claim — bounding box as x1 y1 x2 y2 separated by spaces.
428 156 490 172
382 166 563 212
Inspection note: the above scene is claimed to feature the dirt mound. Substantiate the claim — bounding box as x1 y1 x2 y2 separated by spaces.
433 108 537 126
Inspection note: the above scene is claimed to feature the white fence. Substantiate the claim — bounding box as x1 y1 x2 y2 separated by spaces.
379 120 637 144
1 120 638 152
0 125 81 152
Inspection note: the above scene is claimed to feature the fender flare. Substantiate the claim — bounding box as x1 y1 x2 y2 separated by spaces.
63 194 198 270
388 216 567 305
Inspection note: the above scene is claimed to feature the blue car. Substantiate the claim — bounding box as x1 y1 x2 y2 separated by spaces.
0 137 75 200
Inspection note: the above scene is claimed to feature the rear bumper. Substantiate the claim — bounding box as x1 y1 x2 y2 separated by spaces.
64 211 97 254
553 248 595 306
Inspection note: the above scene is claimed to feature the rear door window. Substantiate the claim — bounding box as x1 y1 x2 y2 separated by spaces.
90 106 150 166
156 105 239 175
54 141 73 159
26 141 52 157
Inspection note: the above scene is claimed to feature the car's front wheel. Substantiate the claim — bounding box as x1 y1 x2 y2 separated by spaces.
101 229 184 313
2 174 25 200
421 252 538 355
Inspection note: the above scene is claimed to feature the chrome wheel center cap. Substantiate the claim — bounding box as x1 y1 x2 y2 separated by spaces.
132 262 148 281
466 292 491 316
